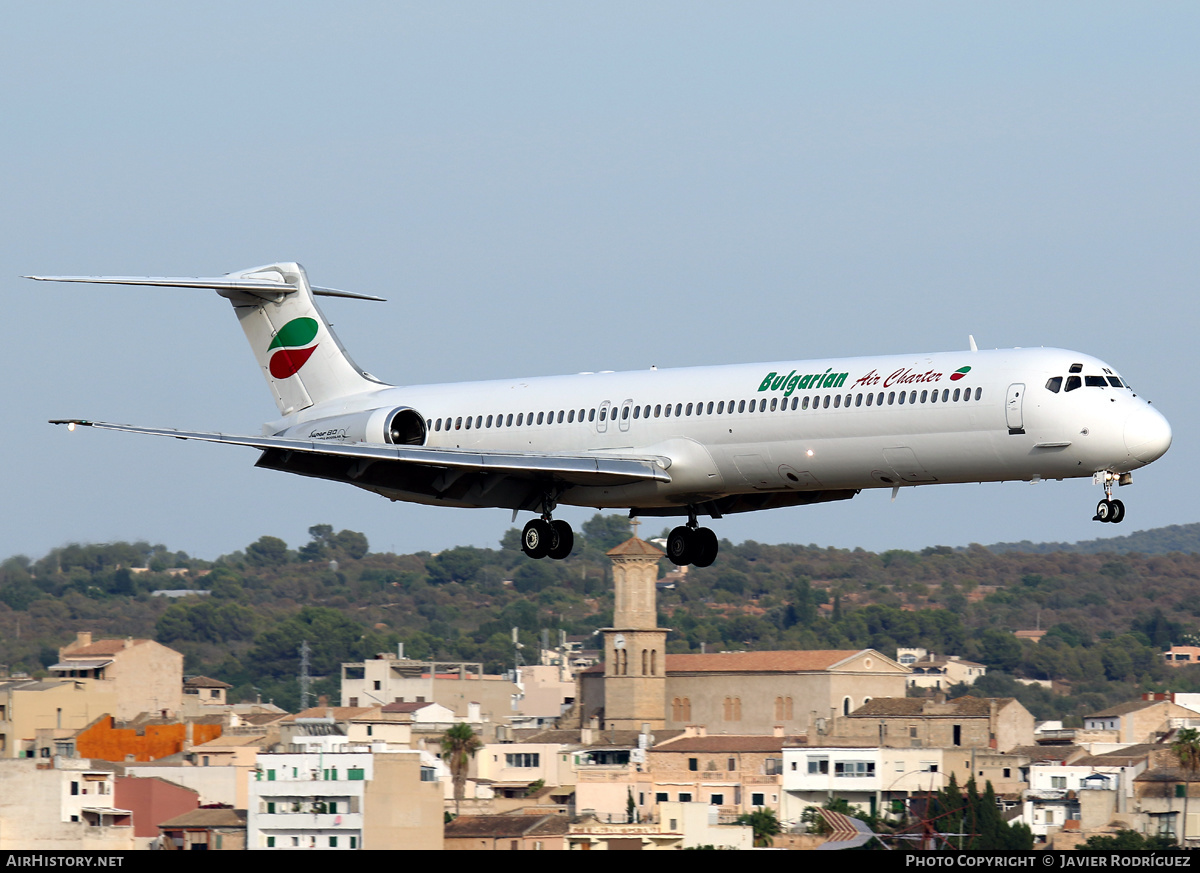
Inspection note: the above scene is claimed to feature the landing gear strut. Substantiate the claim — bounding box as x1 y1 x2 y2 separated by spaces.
520 495 574 560
666 508 719 567
1093 471 1126 524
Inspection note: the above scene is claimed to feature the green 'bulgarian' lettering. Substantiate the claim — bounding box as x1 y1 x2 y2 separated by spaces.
758 367 850 394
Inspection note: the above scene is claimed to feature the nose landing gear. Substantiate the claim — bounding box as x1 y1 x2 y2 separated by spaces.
1093 471 1127 524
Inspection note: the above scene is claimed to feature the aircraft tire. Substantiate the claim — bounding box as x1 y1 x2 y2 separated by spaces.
667 526 694 566
522 519 552 559
1109 499 1125 524
1095 499 1112 522
693 528 719 567
548 520 574 560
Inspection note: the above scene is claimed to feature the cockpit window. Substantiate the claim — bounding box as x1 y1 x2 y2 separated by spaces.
1085 376 1108 387
1065 375 1082 392
1107 376 1124 388
1045 377 1062 394
1069 363 1083 373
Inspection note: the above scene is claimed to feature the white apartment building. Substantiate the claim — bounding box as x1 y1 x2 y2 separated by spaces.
0 757 134 850
781 745 948 824
247 735 442 850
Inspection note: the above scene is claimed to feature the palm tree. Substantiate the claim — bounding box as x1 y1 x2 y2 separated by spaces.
736 807 782 847
1172 728 1200 845
441 723 482 817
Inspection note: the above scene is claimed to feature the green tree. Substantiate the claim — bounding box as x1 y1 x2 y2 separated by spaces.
1172 728 1200 845
736 807 781 847
582 514 635 551
245 535 289 568
441 723 482 816
1085 831 1178 850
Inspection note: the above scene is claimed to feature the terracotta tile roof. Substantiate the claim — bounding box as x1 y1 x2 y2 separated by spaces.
157 807 246 829
651 735 789 753
284 706 380 722
63 639 148 657
848 697 1016 718
666 649 893 674
445 813 570 839
1086 699 1167 719
183 676 231 689
1080 744 1166 766
606 537 665 558
1010 744 1083 763
381 701 437 714
521 728 683 748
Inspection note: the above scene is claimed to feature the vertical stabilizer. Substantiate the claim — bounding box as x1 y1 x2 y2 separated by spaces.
26 262 391 417
220 263 386 415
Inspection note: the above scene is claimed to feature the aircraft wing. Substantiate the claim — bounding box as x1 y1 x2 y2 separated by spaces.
50 419 672 498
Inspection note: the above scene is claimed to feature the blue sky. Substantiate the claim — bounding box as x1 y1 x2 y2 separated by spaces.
4 3 1198 561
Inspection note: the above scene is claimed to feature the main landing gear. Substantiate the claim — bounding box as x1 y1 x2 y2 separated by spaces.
1093 471 1127 524
667 511 719 568
521 515 574 560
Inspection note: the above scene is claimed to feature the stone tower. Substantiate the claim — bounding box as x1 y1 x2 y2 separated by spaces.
601 533 668 730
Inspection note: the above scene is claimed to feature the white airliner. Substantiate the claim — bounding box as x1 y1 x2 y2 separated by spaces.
31 262 1172 567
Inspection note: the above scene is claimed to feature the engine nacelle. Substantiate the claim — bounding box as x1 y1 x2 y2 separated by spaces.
276 407 427 446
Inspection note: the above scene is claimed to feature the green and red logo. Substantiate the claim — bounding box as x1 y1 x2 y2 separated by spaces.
268 317 319 379
949 366 971 381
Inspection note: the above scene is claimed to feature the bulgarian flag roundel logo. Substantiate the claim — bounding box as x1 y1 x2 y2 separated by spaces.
268 317 319 379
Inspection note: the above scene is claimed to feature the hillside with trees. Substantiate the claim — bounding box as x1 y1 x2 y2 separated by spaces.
2 515 1200 719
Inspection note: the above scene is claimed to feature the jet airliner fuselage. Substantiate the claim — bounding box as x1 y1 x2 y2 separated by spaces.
32 263 1172 567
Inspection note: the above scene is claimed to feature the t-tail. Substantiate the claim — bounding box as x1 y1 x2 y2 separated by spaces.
26 262 391 416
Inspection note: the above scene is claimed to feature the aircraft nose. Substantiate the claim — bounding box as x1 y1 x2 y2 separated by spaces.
1125 407 1172 464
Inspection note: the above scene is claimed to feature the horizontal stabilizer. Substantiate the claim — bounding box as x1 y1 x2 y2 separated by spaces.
25 272 385 302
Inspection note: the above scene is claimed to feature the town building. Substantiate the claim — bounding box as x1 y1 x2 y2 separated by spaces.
0 757 133 849
156 807 247 851
246 734 443 850
444 812 569 850
832 696 1034 752
52 632 183 720
0 677 116 759
646 732 788 821
1083 698 1199 745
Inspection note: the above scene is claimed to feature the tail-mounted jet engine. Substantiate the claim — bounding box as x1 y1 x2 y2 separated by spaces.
275 406 426 446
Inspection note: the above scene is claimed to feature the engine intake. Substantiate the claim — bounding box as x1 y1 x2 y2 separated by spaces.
276 406 427 447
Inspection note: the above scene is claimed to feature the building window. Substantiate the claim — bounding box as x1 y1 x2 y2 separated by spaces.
506 753 540 768
752 793 765 806
834 761 875 778
710 793 724 805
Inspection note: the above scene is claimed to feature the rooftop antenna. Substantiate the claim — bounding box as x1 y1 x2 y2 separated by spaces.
512 627 526 672
298 640 313 711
